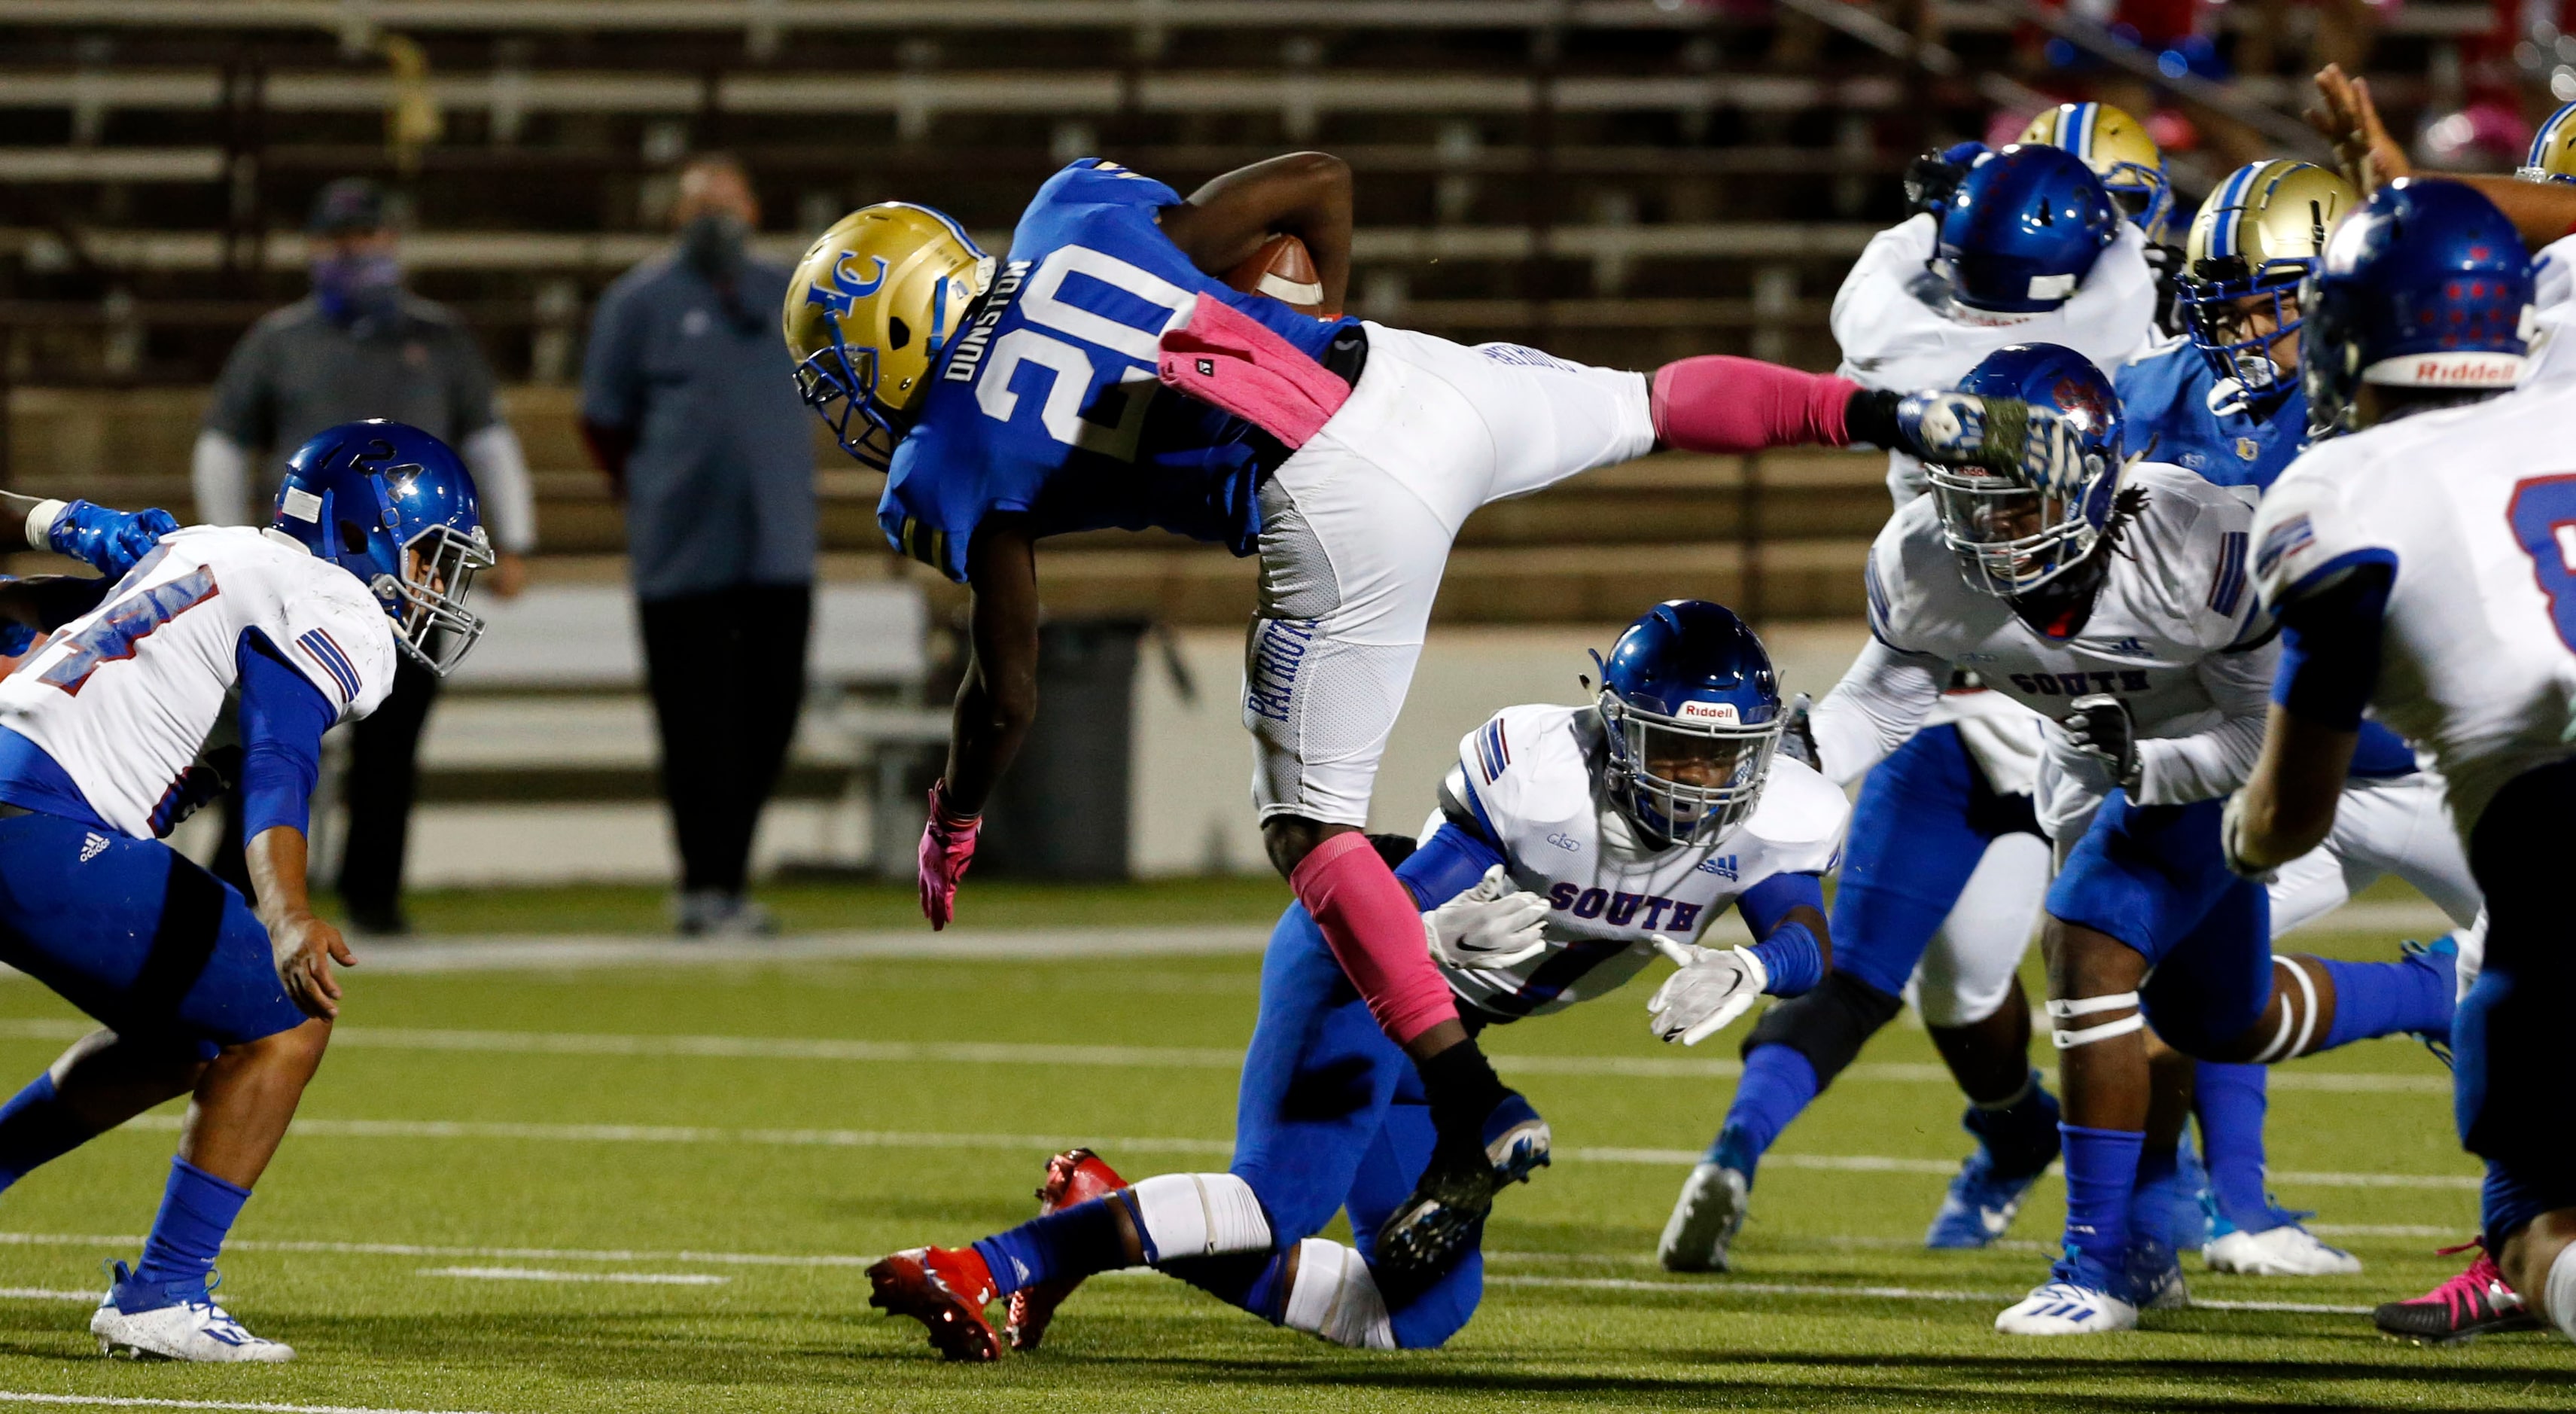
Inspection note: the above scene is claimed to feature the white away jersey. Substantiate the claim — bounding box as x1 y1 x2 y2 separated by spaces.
2521 233 2576 393
1831 214 2160 503
2252 385 2576 837
1430 703 1848 1019
1865 463 2276 836
0 526 397 839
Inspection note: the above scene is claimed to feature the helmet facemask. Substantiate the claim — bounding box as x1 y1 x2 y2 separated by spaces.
2183 258 2312 398
2102 162 2175 245
1597 689 1780 846
1926 462 2105 598
379 521 494 675
791 321 902 471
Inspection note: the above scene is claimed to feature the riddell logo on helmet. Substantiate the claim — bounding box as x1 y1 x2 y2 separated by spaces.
1674 701 1740 724
2404 355 2520 385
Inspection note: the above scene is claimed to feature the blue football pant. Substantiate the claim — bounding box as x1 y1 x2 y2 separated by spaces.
1214 903 1481 1349
0 814 304 1059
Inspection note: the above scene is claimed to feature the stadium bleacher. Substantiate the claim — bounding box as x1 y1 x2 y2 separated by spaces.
0 0 2535 876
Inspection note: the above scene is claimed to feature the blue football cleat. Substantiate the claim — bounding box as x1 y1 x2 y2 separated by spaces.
2123 1236 2191 1312
1926 1093 2061 1250
1374 1091 1550 1287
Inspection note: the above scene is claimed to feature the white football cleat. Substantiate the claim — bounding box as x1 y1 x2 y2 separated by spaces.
2203 1223 2362 1277
1658 1163 1751 1273
1995 1279 2139 1336
92 1269 292 1363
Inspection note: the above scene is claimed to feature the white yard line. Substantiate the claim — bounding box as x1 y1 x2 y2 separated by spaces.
0 1019 2450 1093
67 1117 2487 1190
419 1267 726 1286
0 1289 93 1302
0 1394 493 1414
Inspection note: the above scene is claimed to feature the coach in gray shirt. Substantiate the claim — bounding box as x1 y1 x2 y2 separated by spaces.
580 155 815 937
191 178 537 935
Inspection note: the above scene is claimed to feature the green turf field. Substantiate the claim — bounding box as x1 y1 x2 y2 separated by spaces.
0 885 2550 1412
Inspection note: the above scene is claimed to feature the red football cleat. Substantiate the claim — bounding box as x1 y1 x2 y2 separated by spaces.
2373 1244 2547 1345
1006 1147 1129 1352
866 1245 1001 1361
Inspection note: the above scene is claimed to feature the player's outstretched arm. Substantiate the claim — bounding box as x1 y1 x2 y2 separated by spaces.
2223 568 2384 875
1158 152 1353 316
0 493 179 582
2310 64 2576 249
916 516 1043 928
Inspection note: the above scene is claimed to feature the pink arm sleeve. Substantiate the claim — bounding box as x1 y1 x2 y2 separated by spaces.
1289 830 1459 1047
1649 355 1861 454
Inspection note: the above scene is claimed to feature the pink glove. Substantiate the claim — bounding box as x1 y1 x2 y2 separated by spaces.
918 782 982 931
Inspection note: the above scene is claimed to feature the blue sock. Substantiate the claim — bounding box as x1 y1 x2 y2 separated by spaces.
127 1158 251 1307
1711 1045 1819 1184
2193 1060 2275 1231
1963 1070 2061 1178
0 1074 96 1190
2317 952 2454 1052
2057 1124 2144 1284
971 1195 1128 1299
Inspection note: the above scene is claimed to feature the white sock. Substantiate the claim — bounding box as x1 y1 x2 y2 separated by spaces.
1125 1173 1271 1264
2546 1239 2576 1342
1280 1238 1395 1350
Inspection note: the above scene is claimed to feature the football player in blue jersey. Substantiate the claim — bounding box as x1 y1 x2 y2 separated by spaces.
783 152 2089 1287
0 421 492 1361
862 601 1847 1360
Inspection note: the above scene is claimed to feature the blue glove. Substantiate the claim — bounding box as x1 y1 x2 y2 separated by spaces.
0 618 29 660
47 500 179 581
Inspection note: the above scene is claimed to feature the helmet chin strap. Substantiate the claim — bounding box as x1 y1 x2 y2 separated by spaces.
2008 541 2110 641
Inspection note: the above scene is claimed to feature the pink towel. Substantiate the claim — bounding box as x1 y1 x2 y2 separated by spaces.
1159 294 1352 449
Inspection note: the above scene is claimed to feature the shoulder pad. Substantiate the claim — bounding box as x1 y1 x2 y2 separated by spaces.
1739 759 1851 874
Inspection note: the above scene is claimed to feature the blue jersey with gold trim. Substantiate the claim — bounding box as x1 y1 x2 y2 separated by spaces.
878 160 1358 581
2115 337 2307 492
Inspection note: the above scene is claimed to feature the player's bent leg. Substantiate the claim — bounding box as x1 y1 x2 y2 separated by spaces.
0 1029 204 1193
1674 974 1902 1272
1917 828 2059 1251
1994 918 2149 1336
92 1019 326 1364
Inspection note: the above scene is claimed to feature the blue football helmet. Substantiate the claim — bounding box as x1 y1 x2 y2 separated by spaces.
2300 178 2532 437
1594 600 1783 846
1935 144 2121 313
1923 343 2125 598
270 419 494 675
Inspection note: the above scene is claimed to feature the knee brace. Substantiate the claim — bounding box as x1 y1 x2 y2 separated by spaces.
1742 971 1905 1086
1281 1238 1395 1350
2048 993 2143 1049
1116 1173 1273 1266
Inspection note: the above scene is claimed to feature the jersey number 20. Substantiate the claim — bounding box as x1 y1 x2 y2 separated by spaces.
976 245 1195 462
2508 474 2576 653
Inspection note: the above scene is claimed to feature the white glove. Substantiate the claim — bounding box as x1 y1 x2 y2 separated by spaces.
1423 864 1551 971
1646 935 1771 1046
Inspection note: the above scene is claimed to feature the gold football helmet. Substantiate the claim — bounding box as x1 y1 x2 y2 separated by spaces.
2522 100 2576 184
2018 102 2173 243
2179 158 2356 395
783 203 995 469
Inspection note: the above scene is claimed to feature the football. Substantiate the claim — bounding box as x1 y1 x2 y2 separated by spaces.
1224 232 1329 316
